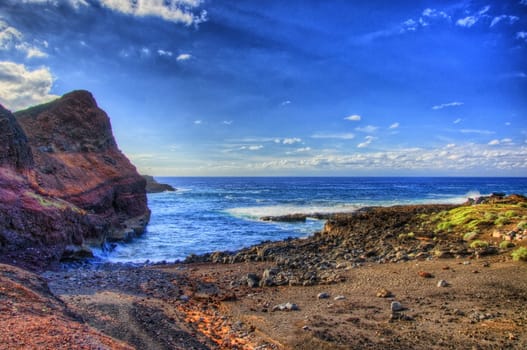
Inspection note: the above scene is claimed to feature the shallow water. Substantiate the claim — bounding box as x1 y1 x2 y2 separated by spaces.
93 177 527 263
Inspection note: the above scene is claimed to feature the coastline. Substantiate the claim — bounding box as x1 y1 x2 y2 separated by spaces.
3 194 527 349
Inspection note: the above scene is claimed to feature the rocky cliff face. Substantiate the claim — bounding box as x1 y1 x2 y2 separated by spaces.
0 91 150 270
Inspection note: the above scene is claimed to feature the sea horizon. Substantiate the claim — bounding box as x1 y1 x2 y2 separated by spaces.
94 176 527 264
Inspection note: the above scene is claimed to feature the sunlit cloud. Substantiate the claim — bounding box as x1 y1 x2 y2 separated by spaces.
176 53 192 61
389 122 399 129
357 135 376 148
0 61 59 111
344 114 361 121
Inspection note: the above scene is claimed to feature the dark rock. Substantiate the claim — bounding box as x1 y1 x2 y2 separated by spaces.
142 175 175 193
0 104 33 169
246 273 260 288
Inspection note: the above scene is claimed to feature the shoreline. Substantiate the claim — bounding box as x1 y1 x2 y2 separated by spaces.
2 194 527 349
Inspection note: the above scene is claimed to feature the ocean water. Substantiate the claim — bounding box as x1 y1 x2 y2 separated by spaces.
93 177 527 263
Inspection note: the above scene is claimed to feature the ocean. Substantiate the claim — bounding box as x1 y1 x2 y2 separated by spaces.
93 177 527 263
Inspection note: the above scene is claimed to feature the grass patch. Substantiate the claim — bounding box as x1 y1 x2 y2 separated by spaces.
469 240 489 249
517 221 527 230
26 191 84 213
511 247 527 261
463 232 478 241
494 216 511 226
431 203 527 234
499 241 515 249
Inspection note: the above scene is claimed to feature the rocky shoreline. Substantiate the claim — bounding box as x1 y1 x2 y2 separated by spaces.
3 193 526 349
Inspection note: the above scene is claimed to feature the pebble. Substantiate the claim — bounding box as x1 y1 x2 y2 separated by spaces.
334 295 346 301
437 280 449 288
391 301 404 312
272 302 299 312
418 271 433 278
376 288 393 298
317 292 330 299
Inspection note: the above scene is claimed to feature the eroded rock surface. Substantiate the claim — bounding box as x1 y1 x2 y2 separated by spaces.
0 91 149 269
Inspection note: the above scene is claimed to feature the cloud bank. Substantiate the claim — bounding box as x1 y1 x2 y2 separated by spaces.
0 61 59 111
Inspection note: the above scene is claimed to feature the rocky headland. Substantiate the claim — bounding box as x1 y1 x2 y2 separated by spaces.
142 175 176 193
0 91 150 270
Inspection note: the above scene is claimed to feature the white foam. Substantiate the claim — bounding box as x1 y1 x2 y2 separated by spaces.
225 204 361 220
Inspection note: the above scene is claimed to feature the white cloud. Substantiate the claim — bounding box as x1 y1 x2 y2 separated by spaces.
516 32 527 43
432 101 463 110
240 145 263 151
141 47 151 56
194 120 202 124
401 8 451 33
478 5 491 15
344 114 361 121
176 53 192 61
311 133 355 140
460 129 494 135
402 19 418 32
456 5 491 28
357 136 376 148
98 0 207 26
422 8 450 20
183 142 527 175
16 0 89 7
0 19 47 59
490 15 519 27
489 138 513 146
0 61 59 111
296 147 311 152
389 122 399 129
505 122 511 126
453 118 462 124
157 49 173 57
281 100 291 106
355 125 378 133
282 137 302 145
223 120 233 125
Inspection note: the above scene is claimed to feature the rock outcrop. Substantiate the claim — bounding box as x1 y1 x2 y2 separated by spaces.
142 175 175 193
0 91 150 270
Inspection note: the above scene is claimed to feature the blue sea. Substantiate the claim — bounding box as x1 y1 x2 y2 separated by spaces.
93 177 527 263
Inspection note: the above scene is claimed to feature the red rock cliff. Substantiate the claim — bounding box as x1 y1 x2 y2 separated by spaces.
0 91 150 270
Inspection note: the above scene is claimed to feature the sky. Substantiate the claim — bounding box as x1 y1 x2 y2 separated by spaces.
0 0 526 176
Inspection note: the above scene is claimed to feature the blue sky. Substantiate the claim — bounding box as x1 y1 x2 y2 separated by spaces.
0 0 526 176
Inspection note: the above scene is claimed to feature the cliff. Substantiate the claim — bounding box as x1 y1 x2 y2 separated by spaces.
0 91 150 270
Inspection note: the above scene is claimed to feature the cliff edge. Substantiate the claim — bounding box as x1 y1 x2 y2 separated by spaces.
0 91 150 270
